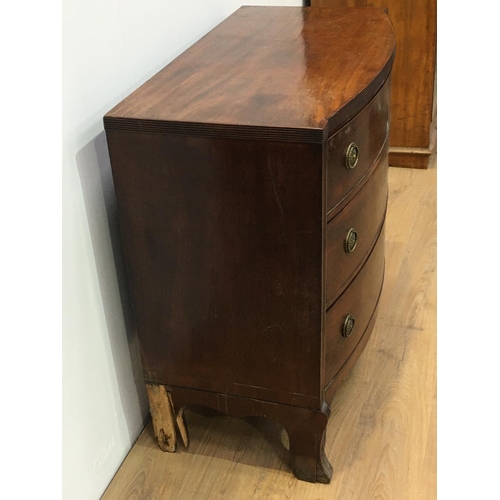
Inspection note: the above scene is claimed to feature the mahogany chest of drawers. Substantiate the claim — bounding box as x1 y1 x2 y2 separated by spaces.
104 6 395 483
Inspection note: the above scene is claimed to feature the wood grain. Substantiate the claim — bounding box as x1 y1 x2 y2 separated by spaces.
102 163 436 499
106 130 324 409
311 0 436 168
104 6 395 143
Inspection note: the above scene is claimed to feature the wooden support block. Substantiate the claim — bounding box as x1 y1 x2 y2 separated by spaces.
145 383 178 452
176 407 189 448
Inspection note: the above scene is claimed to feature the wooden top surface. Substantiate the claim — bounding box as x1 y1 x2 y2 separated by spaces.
105 7 395 143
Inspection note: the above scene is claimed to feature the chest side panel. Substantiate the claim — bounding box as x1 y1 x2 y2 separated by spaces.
106 130 324 408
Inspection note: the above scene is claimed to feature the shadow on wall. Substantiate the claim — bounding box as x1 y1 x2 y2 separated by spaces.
76 131 149 440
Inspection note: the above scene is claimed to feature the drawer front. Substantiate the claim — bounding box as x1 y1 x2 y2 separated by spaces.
325 152 388 305
326 78 390 214
324 227 385 387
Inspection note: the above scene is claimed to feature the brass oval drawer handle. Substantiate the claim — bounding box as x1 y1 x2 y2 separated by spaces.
345 142 359 170
344 228 358 253
342 314 355 338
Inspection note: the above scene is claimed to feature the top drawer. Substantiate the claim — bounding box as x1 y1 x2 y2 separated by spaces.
326 78 390 214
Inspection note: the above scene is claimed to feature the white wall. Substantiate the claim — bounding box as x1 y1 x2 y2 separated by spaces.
62 1 302 499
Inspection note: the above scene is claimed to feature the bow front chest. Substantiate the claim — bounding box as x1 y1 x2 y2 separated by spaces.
104 6 395 483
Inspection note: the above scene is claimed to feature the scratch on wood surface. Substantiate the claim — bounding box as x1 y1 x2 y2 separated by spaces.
267 160 290 244
263 324 278 333
267 161 284 216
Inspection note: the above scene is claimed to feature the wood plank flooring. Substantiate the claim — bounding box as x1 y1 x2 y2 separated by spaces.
102 161 437 500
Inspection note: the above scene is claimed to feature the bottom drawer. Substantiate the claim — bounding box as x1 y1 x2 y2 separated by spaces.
323 225 385 387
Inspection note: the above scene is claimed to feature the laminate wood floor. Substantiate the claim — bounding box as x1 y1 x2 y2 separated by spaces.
102 160 437 500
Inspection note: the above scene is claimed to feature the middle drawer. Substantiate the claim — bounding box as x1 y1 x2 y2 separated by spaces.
325 155 387 305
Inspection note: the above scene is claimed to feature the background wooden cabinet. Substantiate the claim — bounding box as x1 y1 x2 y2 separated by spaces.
309 0 436 169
